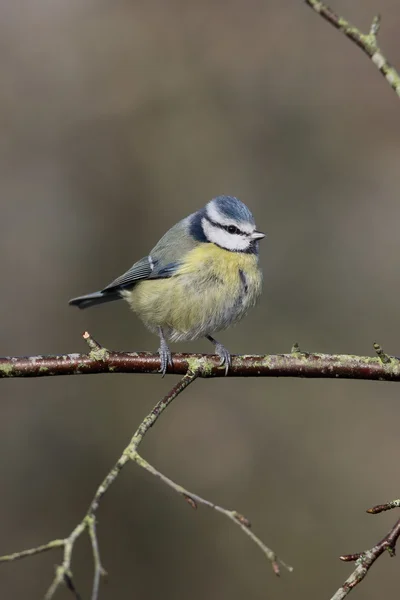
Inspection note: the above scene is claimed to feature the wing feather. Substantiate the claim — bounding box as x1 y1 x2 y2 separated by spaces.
101 256 153 292
101 255 182 293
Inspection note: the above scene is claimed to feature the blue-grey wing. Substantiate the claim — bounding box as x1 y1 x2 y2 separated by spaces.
102 215 197 292
70 215 199 310
101 256 153 292
101 256 181 293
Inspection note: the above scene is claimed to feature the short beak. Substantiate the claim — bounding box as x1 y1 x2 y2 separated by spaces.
251 230 265 240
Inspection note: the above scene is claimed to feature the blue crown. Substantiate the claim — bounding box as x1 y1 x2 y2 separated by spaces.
211 195 255 225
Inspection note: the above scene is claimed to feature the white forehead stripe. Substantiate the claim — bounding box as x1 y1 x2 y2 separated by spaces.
206 201 254 234
201 218 250 251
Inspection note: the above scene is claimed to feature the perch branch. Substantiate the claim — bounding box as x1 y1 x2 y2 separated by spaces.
1 331 400 381
329 500 400 599
305 1 400 98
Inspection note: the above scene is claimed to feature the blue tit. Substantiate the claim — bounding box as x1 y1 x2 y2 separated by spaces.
69 195 265 375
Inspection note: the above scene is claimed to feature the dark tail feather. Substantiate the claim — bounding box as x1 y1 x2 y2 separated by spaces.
68 290 121 309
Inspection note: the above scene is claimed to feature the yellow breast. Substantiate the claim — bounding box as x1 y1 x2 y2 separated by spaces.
123 244 262 342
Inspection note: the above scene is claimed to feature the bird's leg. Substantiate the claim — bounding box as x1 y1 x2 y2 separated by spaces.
157 327 173 376
206 335 231 375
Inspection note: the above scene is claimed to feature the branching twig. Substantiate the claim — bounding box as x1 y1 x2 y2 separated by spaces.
131 454 292 575
301 4 400 592
0 361 291 597
329 501 400 599
305 1 400 98
1 331 400 381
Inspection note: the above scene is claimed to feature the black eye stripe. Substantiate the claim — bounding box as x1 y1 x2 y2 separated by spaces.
206 218 245 236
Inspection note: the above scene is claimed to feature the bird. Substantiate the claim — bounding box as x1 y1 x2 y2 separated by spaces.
69 195 265 375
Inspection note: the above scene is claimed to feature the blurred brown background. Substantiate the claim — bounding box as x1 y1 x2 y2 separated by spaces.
1 1 400 598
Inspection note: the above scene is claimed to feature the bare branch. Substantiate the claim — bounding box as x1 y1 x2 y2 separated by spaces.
301 3 400 591
367 499 400 514
305 1 400 98
1 331 400 381
0 539 64 563
330 502 400 599
0 365 290 597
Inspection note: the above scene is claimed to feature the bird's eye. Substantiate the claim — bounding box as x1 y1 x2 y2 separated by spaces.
227 225 240 234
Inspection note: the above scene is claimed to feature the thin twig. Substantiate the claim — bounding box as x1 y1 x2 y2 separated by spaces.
131 453 291 575
329 502 400 599
87 516 106 600
305 1 400 98
367 499 400 514
123 370 289 572
124 370 290 570
1 331 400 381
0 539 65 563
44 520 87 600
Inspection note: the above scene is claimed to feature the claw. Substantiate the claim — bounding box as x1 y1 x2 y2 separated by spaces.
158 328 173 376
215 342 231 375
158 345 173 376
206 335 231 375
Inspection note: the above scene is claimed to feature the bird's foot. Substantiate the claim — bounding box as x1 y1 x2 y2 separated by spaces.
206 336 231 375
158 328 173 376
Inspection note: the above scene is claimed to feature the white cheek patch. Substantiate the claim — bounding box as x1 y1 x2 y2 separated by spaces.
202 218 250 251
206 201 254 235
